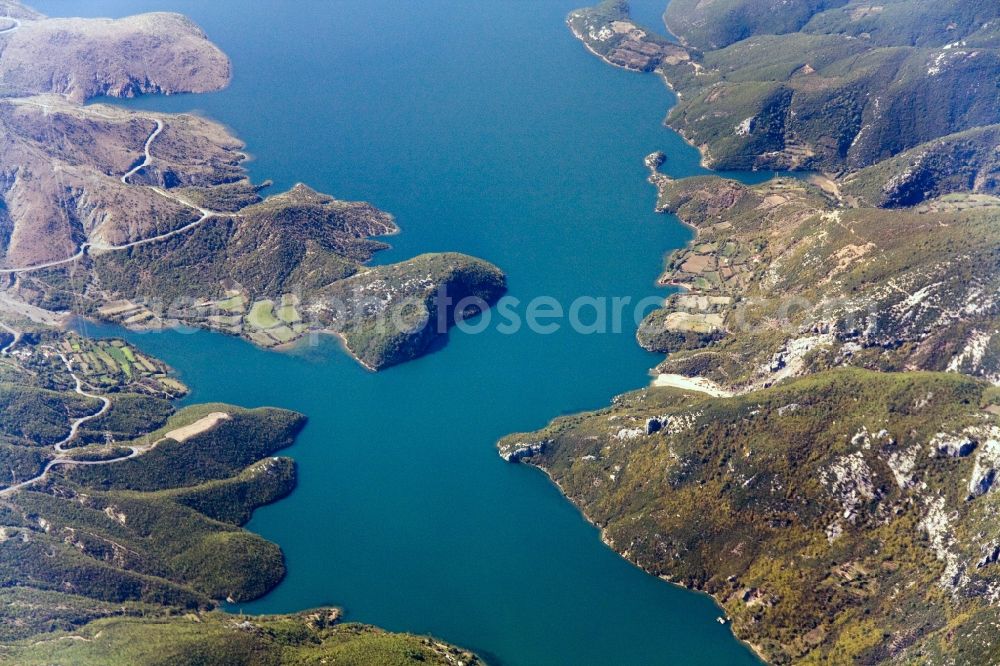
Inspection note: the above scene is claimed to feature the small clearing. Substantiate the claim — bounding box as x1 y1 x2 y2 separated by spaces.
164 412 230 443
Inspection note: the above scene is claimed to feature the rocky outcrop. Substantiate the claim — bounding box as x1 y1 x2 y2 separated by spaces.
498 438 549 463
933 433 977 459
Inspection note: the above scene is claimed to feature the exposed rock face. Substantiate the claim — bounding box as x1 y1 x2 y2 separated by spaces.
933 433 977 458
0 9 231 102
498 439 549 463
966 430 1000 500
968 465 997 499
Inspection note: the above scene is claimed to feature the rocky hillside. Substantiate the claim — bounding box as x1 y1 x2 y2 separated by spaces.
841 125 1000 207
500 370 1000 663
0 1 505 369
0 96 230 268
497 2 1000 663
571 0 1000 171
663 0 848 50
638 168 1000 390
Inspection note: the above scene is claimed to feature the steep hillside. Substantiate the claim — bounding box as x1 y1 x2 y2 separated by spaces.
664 0 847 50
570 0 1000 171
500 370 1000 663
841 125 1000 207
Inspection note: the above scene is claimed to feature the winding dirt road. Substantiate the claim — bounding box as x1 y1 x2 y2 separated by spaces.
48 350 112 453
0 349 126 498
0 320 20 355
121 118 164 185
0 115 231 497
0 118 229 275
0 17 21 35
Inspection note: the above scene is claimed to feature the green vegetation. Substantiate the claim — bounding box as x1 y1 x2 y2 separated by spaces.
82 185 506 365
664 0 847 50
64 406 304 491
0 383 97 446
0 403 302 611
0 325 479 662
1 612 481 666
77 393 175 446
174 178 271 212
248 299 281 329
571 0 1000 170
500 369 1000 663
323 252 507 369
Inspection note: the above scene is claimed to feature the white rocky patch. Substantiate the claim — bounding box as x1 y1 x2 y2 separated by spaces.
930 431 977 458
919 495 964 591
760 333 834 385
825 520 844 543
822 451 879 523
928 46 975 76
965 426 1000 500
947 330 995 377
735 116 755 136
886 445 920 489
103 505 127 526
615 426 645 441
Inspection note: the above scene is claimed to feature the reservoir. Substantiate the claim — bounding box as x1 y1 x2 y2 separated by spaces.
36 1 766 663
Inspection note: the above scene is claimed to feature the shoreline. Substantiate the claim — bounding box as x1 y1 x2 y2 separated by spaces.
521 14 767 660
527 459 769 664
566 18 715 170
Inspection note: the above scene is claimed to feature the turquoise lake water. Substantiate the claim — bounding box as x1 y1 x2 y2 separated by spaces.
34 1 771 663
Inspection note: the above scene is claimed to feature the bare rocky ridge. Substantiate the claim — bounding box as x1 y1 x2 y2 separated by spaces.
0 5 231 101
0 97 205 268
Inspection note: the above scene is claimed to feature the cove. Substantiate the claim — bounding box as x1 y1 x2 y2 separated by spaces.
35 1 770 663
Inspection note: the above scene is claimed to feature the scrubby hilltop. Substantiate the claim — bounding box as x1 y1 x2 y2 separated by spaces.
499 2 1000 663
